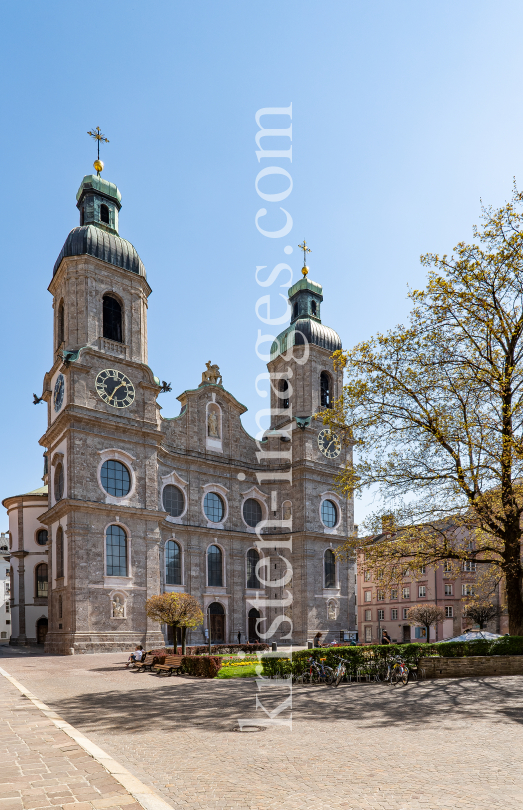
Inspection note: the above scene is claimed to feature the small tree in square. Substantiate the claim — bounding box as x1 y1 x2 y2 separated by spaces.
146 592 204 654
407 603 445 643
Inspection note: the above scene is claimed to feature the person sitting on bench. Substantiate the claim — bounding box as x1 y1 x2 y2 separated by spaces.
126 645 144 667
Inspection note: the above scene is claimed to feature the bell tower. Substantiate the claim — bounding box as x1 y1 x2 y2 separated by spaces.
39 139 164 655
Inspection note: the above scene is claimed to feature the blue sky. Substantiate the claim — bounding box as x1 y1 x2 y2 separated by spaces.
1 1 523 527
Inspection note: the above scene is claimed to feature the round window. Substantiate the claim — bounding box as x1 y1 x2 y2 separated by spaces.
101 460 131 497
203 492 224 523
36 529 48 546
321 499 338 528
163 485 185 517
243 498 262 528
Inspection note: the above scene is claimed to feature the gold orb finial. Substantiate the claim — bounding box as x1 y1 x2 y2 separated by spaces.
93 159 104 175
302 265 309 276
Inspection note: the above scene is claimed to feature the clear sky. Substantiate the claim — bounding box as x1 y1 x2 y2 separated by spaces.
1 0 523 528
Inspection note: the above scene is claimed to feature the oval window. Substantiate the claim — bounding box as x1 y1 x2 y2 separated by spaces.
321 499 338 528
243 498 262 528
163 485 185 517
36 529 48 546
203 492 224 523
101 460 131 497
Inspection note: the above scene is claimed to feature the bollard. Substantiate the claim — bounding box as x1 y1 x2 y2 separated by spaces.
307 641 313 649
271 642 278 652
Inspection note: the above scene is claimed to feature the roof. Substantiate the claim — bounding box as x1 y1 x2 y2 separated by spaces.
288 277 323 298
76 174 122 205
2 484 48 508
53 225 146 278
271 318 342 360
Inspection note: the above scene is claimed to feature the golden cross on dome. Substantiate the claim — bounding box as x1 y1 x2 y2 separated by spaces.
298 239 311 276
87 127 109 175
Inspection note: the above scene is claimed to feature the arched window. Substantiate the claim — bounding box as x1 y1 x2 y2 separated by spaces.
101 460 131 497
324 549 336 588
100 203 110 224
293 302 299 319
203 492 224 523
279 379 289 409
321 499 338 528
246 548 261 589
207 545 223 587
106 525 127 576
54 464 64 502
56 527 64 578
58 595 63 619
36 529 48 546
57 300 64 347
208 602 225 643
311 300 317 316
163 485 185 518
243 498 262 528
80 207 85 226
103 295 123 343
320 371 331 408
165 540 182 585
36 563 48 598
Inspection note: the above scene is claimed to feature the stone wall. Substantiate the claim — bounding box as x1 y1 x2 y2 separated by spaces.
420 654 523 679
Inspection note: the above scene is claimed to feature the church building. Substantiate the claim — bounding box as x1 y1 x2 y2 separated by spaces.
4 160 356 653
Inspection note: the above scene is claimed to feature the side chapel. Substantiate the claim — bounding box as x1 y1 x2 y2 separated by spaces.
4 159 356 652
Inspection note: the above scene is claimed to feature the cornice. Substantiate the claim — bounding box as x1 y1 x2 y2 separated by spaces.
37 498 166 525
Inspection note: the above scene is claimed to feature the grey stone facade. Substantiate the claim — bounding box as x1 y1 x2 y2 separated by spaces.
29 171 355 655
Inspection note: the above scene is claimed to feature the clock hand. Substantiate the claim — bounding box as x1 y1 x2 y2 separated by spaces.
107 382 125 403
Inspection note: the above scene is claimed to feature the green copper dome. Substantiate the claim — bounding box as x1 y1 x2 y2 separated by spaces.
76 175 122 205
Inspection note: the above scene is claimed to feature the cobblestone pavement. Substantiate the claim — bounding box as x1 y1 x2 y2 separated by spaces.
2 647 523 810
0 670 144 810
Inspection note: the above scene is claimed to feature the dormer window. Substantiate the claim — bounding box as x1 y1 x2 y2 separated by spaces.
311 300 317 316
100 204 110 224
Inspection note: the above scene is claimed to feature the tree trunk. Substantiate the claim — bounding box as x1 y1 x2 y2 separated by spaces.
181 626 187 655
505 570 523 635
425 625 430 643
172 622 179 654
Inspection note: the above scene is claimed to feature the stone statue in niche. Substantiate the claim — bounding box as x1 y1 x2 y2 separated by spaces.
283 503 292 521
201 361 223 385
328 602 336 620
112 596 125 618
208 409 220 438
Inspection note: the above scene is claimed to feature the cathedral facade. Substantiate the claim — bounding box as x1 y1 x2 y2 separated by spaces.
6 169 355 653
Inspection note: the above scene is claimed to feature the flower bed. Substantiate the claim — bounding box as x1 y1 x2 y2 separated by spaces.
187 643 269 655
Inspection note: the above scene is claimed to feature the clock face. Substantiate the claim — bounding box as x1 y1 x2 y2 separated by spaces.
317 428 341 459
95 369 135 409
53 374 65 412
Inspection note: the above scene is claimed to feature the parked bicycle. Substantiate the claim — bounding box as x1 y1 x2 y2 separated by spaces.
383 655 409 686
332 655 351 687
297 656 334 685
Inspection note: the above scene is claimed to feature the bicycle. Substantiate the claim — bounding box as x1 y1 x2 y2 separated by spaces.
384 655 409 686
332 655 351 687
298 656 334 685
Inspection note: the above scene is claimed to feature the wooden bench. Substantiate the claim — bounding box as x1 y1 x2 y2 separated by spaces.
153 654 184 676
131 653 157 672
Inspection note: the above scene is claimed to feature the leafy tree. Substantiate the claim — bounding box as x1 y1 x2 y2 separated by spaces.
146 592 203 654
327 186 523 634
407 604 445 643
463 602 501 630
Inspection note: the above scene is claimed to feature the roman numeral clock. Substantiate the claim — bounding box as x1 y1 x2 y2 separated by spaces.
95 369 136 408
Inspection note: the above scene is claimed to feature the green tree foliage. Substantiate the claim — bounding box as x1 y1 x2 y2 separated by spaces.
327 186 523 635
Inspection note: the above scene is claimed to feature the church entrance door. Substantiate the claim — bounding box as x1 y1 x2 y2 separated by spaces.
248 608 261 643
209 602 225 643
36 618 48 645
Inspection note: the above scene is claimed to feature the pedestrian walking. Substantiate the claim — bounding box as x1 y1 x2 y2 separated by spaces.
381 631 391 645
237 631 242 644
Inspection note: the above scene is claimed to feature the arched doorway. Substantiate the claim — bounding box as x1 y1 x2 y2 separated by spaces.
248 608 261 643
209 602 225 643
36 617 48 645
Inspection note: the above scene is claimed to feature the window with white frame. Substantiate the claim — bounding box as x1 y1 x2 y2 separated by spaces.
444 584 453 596
402 587 410 599
463 561 476 572
364 609 371 621
391 589 398 599
420 565 426 574
402 608 409 619
443 560 452 572
377 609 384 620
445 606 453 618
462 584 474 596
364 591 371 602
364 571 371 581
377 591 384 601
418 585 426 597
391 609 398 620
365 626 372 642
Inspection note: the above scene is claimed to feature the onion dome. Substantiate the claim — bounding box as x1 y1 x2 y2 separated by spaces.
53 174 146 277
271 275 341 360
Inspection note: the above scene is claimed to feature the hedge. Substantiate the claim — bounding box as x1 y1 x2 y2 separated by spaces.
181 655 223 678
260 637 523 679
186 643 269 655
